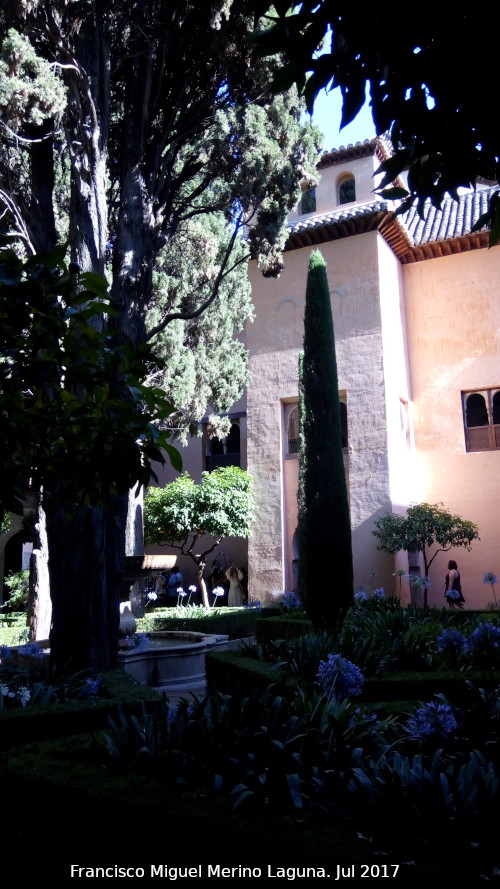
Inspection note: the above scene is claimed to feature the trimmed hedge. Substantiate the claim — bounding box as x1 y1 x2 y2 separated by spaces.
207 647 500 706
138 606 280 639
0 669 160 748
254 615 313 643
206 649 289 697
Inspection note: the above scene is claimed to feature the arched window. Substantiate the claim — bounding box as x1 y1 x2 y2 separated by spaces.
300 187 316 215
287 405 299 454
466 393 488 427
463 389 500 451
337 174 356 205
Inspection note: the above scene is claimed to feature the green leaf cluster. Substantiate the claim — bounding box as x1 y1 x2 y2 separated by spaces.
373 503 479 556
0 29 66 129
373 503 480 578
0 242 179 519
144 467 254 550
252 3 500 245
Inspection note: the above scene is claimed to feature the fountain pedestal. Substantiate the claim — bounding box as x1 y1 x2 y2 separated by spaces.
118 631 229 691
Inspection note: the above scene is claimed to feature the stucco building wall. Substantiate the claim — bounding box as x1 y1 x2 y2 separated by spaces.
403 247 500 608
247 228 415 602
146 138 499 610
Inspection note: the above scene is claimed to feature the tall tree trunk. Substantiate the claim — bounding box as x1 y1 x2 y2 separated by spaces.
46 492 128 674
28 119 58 253
29 502 51 641
45 6 122 673
65 4 111 275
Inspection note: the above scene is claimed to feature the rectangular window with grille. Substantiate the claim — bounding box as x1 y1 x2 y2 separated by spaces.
463 388 500 452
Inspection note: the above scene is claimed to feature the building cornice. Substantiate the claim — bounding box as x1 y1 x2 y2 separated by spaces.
284 186 498 264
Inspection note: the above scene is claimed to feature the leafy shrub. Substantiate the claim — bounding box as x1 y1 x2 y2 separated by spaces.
2 570 29 613
243 631 339 685
341 602 444 675
99 686 393 816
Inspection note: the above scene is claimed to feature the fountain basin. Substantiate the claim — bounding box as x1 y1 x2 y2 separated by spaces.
118 631 229 691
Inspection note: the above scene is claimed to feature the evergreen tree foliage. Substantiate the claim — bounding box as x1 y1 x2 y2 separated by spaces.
146 212 254 443
297 250 353 630
0 2 321 670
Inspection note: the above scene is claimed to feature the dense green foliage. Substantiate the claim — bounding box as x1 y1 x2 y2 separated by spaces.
0 2 320 670
297 250 353 629
144 467 254 606
373 503 479 605
2 570 29 613
0 243 179 520
146 213 253 442
252 3 500 245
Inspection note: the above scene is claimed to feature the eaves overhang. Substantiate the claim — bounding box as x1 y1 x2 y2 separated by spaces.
283 187 498 264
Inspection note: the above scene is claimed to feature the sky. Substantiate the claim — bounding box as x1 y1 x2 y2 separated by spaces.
310 85 376 152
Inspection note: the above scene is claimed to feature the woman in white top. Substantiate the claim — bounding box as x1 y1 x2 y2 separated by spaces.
226 565 244 607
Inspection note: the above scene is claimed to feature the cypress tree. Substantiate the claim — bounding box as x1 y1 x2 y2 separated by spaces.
297 249 353 629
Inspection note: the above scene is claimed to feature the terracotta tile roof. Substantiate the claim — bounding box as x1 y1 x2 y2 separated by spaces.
403 186 496 244
317 135 391 168
285 200 393 251
284 186 498 263
289 199 390 233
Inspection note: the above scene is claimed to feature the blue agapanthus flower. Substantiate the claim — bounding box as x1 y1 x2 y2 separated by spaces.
354 590 367 601
123 633 149 653
212 586 225 597
405 701 457 741
483 572 499 586
316 653 364 699
373 587 385 598
470 621 500 647
18 642 45 659
167 704 179 724
437 628 468 655
84 677 102 696
282 591 302 611
0 644 11 660
348 707 379 731
17 686 30 707
469 622 500 668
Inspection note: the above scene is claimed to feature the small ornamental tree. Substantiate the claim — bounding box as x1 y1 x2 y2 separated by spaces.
373 502 480 606
297 249 353 630
143 467 254 607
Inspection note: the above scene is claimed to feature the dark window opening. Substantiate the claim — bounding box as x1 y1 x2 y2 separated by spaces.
464 389 500 452
466 393 488 427
205 422 241 471
340 401 348 449
300 188 316 215
338 176 356 205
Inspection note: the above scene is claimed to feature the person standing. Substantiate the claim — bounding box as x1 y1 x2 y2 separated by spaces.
445 560 465 609
167 566 184 605
226 565 245 607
